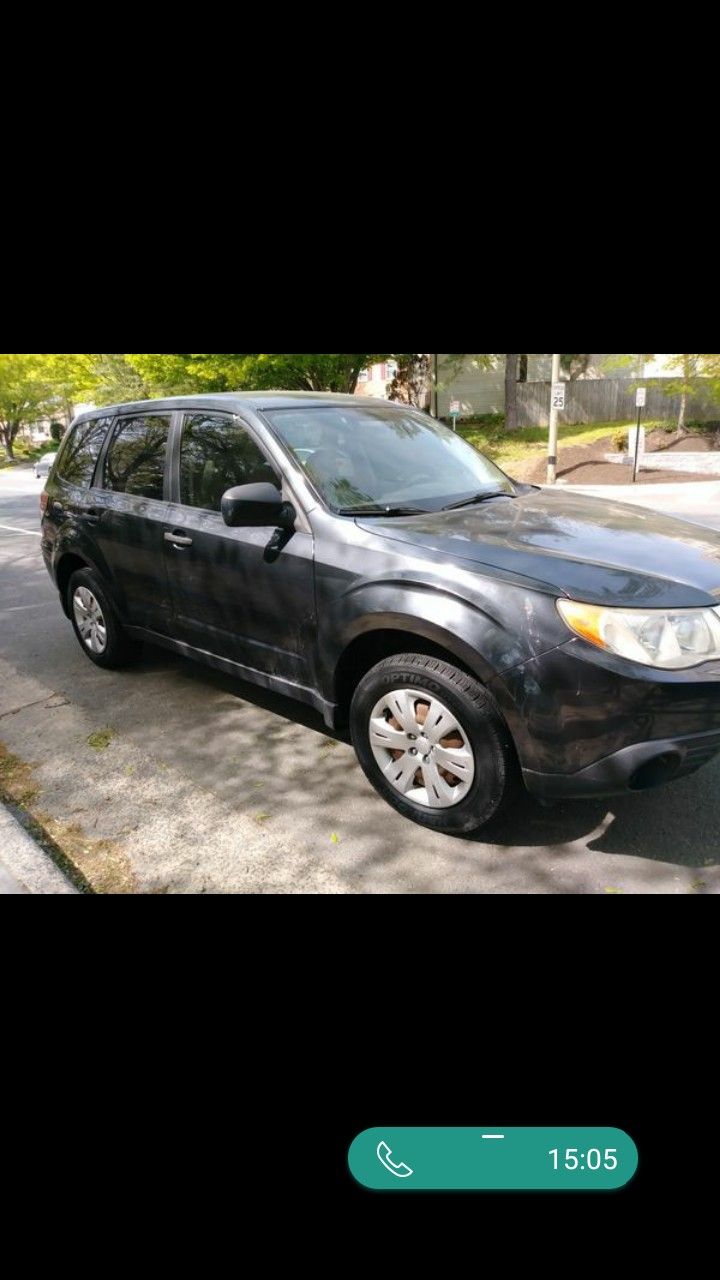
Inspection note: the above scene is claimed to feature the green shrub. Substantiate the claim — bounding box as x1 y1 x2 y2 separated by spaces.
612 429 627 452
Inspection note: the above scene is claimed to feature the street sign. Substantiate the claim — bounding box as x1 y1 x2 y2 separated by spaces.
450 400 460 416
551 384 566 410
636 387 647 408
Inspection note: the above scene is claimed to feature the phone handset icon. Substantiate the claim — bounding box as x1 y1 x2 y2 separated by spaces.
376 1140 414 1178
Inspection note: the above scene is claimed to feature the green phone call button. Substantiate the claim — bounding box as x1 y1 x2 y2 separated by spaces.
348 1127 638 1191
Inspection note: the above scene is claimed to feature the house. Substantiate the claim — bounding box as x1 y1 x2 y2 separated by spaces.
18 402 94 447
355 360 398 399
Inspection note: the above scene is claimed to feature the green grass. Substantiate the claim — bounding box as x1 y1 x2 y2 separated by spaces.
0 440 58 470
457 420 670 474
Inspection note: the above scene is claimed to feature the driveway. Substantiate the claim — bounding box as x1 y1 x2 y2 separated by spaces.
1 465 719 893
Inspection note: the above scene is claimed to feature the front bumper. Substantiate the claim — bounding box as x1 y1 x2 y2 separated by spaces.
491 637 720 798
523 727 720 797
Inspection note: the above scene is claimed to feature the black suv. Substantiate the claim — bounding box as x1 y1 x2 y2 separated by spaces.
41 393 720 835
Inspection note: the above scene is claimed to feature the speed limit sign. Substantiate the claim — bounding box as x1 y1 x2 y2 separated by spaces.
551 383 566 410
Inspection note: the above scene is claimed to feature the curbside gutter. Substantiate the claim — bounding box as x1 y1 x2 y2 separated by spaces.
0 801 80 894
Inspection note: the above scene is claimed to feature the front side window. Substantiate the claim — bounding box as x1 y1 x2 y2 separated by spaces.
55 417 113 487
103 415 171 501
179 414 279 512
263 405 514 514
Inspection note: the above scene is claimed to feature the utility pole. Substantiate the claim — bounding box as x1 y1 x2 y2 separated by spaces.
546 353 562 485
432 354 439 417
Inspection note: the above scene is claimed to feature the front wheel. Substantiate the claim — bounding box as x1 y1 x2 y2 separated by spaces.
350 653 515 835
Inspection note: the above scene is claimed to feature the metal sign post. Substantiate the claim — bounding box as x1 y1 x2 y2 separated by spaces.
546 354 563 484
449 400 460 432
632 387 646 484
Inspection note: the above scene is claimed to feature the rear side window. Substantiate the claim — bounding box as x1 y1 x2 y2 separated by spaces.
179 414 279 512
103 415 171 501
55 417 113 487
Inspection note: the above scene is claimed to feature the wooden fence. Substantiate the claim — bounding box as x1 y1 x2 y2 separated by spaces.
515 379 718 428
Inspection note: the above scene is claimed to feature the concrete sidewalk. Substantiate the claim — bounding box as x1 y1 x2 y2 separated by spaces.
562 479 720 529
0 803 78 894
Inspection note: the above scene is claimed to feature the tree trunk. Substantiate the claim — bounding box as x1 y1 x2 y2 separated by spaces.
1 424 16 459
678 391 687 431
505 354 519 429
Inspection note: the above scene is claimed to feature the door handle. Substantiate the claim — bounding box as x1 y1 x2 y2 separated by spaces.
81 508 102 525
164 531 193 547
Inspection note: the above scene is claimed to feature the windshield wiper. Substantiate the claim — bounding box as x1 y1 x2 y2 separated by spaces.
338 505 426 517
441 490 515 511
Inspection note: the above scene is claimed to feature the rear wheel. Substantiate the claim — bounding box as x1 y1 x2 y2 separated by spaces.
67 568 139 669
350 653 515 835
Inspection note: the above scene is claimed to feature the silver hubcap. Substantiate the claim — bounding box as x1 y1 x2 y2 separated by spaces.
369 689 475 809
73 586 107 655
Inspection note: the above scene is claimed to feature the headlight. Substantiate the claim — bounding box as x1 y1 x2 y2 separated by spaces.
557 599 720 669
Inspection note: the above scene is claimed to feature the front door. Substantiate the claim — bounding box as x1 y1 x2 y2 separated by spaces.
163 412 315 688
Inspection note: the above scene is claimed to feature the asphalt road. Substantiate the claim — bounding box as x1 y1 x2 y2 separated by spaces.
1 465 719 894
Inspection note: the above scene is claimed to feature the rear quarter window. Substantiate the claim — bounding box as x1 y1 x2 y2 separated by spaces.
55 418 113 487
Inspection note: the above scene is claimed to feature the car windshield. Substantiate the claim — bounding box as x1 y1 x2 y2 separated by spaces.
263 405 515 514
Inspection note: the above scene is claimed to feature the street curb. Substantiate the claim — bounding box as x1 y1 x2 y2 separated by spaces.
0 801 79 894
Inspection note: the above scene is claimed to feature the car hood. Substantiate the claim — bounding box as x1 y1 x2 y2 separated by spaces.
357 488 720 608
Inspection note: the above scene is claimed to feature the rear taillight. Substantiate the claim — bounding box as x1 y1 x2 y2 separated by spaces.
40 492 49 514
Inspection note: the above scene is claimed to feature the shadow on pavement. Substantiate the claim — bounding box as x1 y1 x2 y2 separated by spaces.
136 644 720 871
472 772 718 868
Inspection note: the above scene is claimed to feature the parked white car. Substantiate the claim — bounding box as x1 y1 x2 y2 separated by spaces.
34 452 58 479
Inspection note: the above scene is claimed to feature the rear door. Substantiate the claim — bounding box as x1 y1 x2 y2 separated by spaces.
89 412 174 632
162 411 316 687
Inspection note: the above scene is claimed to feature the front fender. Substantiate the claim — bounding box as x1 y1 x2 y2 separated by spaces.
319 575 566 697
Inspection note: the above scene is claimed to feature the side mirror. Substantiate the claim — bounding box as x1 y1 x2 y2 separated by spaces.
221 482 296 530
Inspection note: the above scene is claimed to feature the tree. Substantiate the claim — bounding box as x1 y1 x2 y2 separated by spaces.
700 354 720 403
561 354 591 380
0 354 56 459
92 355 151 404
505 355 519 429
387 355 431 407
33 354 147 415
49 421 64 443
42 354 99 420
187 354 390 394
603 355 720 429
85 354 393 400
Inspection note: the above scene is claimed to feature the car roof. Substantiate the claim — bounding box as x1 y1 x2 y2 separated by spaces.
72 391 405 423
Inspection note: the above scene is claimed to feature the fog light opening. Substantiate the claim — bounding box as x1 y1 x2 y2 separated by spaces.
628 752 682 791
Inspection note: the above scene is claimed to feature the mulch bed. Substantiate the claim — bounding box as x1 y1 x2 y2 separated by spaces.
521 433 715 487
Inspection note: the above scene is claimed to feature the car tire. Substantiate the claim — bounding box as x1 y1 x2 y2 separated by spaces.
66 568 139 670
350 653 516 835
